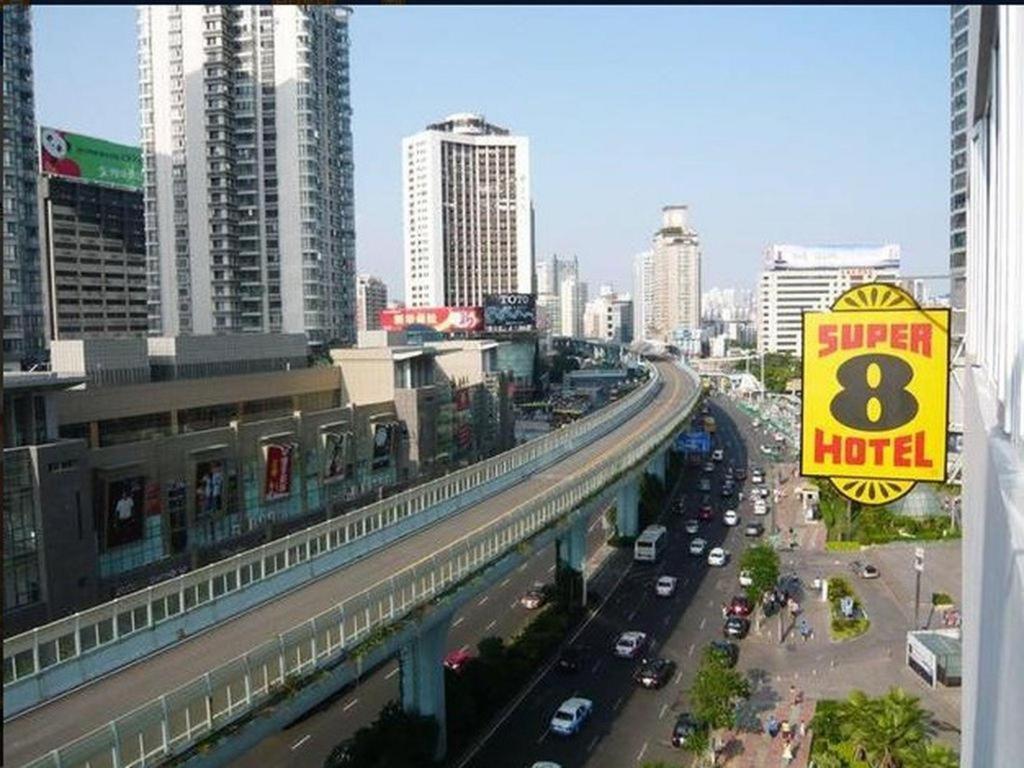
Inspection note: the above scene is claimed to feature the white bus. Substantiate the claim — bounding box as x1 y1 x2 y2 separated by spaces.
634 525 668 562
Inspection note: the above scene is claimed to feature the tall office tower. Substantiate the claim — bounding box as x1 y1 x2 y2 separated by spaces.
650 206 701 342
583 290 634 344
138 5 356 349
756 244 900 356
402 113 532 308
632 250 654 342
949 5 970 344
38 129 148 340
355 274 387 333
2 7 45 369
535 255 560 336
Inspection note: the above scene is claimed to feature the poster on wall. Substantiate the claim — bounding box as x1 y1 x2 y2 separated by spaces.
144 481 162 517
322 431 352 482
371 423 395 470
263 443 297 501
106 475 146 548
194 459 226 517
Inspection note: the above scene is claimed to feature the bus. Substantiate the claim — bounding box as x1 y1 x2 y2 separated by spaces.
634 525 668 562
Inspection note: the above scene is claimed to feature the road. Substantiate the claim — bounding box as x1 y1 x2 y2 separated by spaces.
4 361 696 768
462 395 759 768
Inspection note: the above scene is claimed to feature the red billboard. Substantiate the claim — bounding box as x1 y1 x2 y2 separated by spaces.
263 443 297 501
380 306 483 333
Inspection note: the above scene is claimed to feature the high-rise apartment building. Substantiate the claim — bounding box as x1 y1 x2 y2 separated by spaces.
756 244 900 356
632 250 654 343
583 290 633 344
38 129 148 341
138 5 356 349
2 7 46 369
402 113 532 308
949 5 970 344
355 274 387 333
649 206 701 342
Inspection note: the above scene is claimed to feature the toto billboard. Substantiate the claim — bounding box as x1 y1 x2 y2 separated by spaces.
484 293 536 330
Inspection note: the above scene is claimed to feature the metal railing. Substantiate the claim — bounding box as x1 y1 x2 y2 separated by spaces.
21 361 699 768
4 362 658 693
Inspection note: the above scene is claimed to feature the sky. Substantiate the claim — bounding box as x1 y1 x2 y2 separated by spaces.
34 5 951 301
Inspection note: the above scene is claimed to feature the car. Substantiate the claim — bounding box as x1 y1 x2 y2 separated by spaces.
671 713 703 747
753 500 768 516
758 487 771 499
634 657 677 689
744 521 764 537
723 509 739 526
707 547 727 567
689 538 708 556
699 478 712 492
520 585 547 610
614 631 649 658
723 616 751 639
556 645 588 673
727 595 753 617
859 563 880 579
703 462 715 474
549 697 593 736
684 518 700 534
720 485 733 498
724 466 734 479
444 648 472 673
760 444 775 455
674 499 686 514
752 419 761 428
530 763 563 768
655 575 678 597
773 431 786 442
712 448 724 462
698 505 714 521
738 569 753 587
734 467 747 480
709 640 739 667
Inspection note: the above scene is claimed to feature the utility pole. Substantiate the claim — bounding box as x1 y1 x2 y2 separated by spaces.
914 547 924 628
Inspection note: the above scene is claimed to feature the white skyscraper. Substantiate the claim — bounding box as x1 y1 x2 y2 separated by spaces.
649 206 701 341
138 5 356 348
632 250 654 343
402 113 532 308
756 244 901 356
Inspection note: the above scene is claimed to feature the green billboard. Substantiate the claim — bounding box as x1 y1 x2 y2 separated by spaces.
39 126 142 190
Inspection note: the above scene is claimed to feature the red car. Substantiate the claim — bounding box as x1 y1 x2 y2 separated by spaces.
698 505 714 521
727 596 752 618
443 648 472 673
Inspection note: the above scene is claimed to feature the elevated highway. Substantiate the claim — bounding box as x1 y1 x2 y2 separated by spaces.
5 359 699 768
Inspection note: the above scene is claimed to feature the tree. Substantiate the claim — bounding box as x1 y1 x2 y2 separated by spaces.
690 647 751 730
739 543 779 605
325 700 438 768
839 688 931 768
908 743 959 768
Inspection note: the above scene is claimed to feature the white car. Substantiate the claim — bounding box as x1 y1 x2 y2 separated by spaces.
751 473 764 485
752 419 761 428
707 547 727 567
655 575 678 597
689 537 708 556
712 448 724 462
531 763 562 768
723 509 739 526
753 500 768 516
684 518 700 534
739 569 753 587
614 631 648 658
549 697 593 736
699 478 711 492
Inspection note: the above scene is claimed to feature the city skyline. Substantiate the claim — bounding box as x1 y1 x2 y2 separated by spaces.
33 5 949 300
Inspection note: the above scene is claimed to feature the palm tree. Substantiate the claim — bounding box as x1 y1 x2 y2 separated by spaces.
907 743 959 768
839 689 878 762
841 687 930 768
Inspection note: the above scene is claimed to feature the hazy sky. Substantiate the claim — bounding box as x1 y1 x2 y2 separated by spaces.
34 5 951 301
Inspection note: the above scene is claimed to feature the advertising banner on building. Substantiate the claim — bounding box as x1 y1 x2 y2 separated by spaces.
322 430 352 482
106 475 146 547
380 306 483 333
39 126 143 190
371 423 396 470
263 443 297 501
194 459 226 517
800 284 950 505
484 293 536 330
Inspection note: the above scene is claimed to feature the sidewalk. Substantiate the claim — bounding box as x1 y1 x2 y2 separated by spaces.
772 461 827 552
719 697 817 767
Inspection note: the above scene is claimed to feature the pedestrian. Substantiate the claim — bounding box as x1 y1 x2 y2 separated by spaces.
799 719 807 738
789 684 797 705
766 714 780 738
782 742 794 764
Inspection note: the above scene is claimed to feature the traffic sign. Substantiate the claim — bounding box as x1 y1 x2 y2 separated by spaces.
800 284 950 505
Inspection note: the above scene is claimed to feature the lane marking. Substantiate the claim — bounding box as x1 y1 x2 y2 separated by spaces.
662 615 670 627
614 695 624 712
589 520 599 533
478 596 489 607
688 643 695 657
592 660 603 675
659 703 668 720
536 729 548 745
485 620 497 631
674 670 683 685
510 600 519 609
547 564 556 574
342 698 359 712
636 742 648 762
460 644 470 653
518 563 529 573
699 617 706 630
452 617 465 628
628 609 638 622
384 666 399 680
500 578 511 588
290 735 311 751
588 735 600 753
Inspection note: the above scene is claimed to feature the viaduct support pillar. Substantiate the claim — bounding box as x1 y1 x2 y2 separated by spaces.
647 449 667 485
556 514 589 609
400 616 451 759
617 477 640 539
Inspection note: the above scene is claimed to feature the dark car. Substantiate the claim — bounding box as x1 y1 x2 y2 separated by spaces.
720 485 733 498
671 713 703 748
709 640 739 667
698 505 714 521
633 657 677 689
734 468 747 481
723 616 751 639
727 595 753 617
744 521 765 537
557 645 588 674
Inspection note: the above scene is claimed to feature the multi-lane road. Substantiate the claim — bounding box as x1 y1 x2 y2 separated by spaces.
5 361 695 768
460 395 761 768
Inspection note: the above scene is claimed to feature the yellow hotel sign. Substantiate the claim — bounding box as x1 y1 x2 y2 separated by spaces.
800 284 950 505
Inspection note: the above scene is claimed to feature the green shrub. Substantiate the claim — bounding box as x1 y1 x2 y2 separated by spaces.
931 592 955 606
827 576 853 601
825 540 862 552
830 617 870 640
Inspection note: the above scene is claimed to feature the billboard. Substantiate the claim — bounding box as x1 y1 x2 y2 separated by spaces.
194 459 226 517
263 443 297 501
800 284 950 505
675 431 711 454
380 306 483 333
484 293 536 329
322 430 352 482
39 126 142 190
106 475 146 548
371 422 397 470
